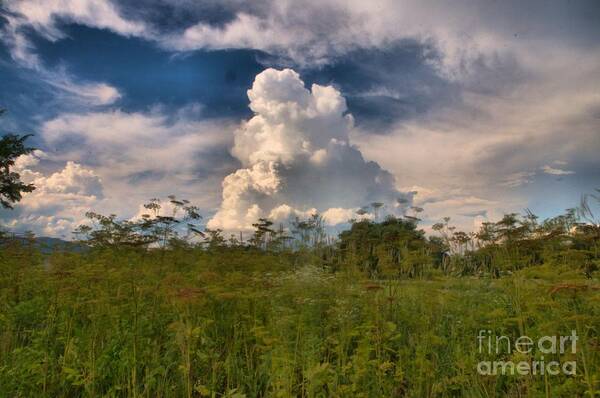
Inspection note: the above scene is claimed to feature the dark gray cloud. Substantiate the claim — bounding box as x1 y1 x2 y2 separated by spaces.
301 41 460 131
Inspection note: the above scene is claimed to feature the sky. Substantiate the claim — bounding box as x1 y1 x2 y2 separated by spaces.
0 0 599 238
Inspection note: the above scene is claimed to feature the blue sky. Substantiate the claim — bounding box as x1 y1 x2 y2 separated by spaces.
1 0 599 237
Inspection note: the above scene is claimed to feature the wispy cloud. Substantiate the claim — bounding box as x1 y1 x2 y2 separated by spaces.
45 72 122 106
2 1 128 106
541 165 575 176
500 171 536 188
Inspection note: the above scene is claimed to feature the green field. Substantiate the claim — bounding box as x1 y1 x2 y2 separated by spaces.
1 209 599 397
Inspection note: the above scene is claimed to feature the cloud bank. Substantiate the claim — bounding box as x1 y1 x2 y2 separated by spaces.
1 108 235 236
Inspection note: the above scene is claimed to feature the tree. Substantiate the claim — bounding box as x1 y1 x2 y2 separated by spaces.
74 196 204 249
291 214 325 248
250 218 275 249
0 109 36 209
578 189 600 228
370 202 384 221
337 216 430 278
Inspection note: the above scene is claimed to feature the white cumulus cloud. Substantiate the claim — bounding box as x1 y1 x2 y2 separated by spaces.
208 68 410 231
1 154 104 237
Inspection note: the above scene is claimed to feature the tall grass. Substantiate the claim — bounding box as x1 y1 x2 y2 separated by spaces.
0 240 598 397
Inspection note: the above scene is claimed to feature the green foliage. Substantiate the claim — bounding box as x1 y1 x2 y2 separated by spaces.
427 206 600 279
337 216 435 278
73 196 204 249
0 128 36 208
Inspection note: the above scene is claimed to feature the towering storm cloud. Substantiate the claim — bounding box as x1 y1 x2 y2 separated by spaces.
208 68 409 230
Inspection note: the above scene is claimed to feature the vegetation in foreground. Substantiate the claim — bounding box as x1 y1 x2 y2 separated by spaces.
1 194 600 397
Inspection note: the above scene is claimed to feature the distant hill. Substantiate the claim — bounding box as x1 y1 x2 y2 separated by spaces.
1 234 84 253
35 237 77 253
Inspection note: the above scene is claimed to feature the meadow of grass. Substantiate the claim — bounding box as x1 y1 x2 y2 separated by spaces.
1 196 600 397
1 238 599 397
